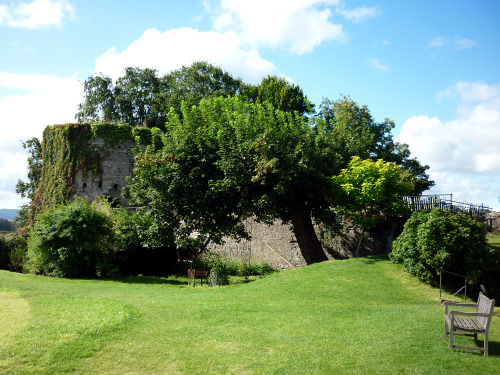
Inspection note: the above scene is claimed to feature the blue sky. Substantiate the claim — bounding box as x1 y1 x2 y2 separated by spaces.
1 0 500 210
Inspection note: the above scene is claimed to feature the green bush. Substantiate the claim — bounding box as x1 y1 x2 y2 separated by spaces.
206 253 230 286
0 235 8 269
0 233 27 271
112 208 177 276
390 209 493 283
25 199 114 278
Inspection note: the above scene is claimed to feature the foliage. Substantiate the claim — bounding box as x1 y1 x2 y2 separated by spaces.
76 62 243 129
24 198 114 278
160 61 243 119
91 123 133 145
75 73 115 122
128 95 432 265
390 209 494 283
332 157 413 256
0 235 8 269
114 67 165 127
111 207 177 276
242 75 314 115
15 137 42 202
0 219 15 232
205 252 230 286
220 258 276 277
25 123 153 220
318 96 433 195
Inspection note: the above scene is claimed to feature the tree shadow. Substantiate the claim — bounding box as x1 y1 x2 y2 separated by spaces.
359 254 390 264
107 275 186 286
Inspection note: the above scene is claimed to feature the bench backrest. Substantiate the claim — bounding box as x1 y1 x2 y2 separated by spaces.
476 292 495 329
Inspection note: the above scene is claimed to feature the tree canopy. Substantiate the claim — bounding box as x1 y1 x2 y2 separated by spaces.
127 94 430 264
332 156 414 257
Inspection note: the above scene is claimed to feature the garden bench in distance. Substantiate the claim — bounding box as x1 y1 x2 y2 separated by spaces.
443 292 495 356
187 269 208 286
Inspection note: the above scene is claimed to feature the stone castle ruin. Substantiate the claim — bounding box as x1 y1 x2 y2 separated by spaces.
36 123 407 269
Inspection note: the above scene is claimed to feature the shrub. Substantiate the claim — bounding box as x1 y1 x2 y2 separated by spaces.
206 253 230 286
112 208 177 276
25 198 114 278
0 233 27 271
0 235 8 269
390 209 493 283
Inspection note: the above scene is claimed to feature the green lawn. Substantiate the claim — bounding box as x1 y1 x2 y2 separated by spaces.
0 256 498 374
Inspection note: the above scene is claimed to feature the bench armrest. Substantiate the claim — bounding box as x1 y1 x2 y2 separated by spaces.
442 301 477 308
448 310 490 318
443 301 477 315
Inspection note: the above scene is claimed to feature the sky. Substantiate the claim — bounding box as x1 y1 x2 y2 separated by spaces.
1 0 500 210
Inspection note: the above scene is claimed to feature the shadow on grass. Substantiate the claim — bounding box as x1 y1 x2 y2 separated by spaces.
359 254 390 264
108 275 186 286
487 340 500 357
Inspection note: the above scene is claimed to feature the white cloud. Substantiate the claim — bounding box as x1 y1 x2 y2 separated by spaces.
455 37 478 50
94 27 278 84
367 58 389 73
0 72 83 209
428 36 447 49
336 6 380 23
205 0 346 55
0 0 74 29
397 81 500 210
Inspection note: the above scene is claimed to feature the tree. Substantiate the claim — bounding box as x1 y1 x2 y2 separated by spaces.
16 137 42 201
24 198 114 278
76 73 115 122
242 75 314 116
331 156 414 257
160 61 243 118
114 67 164 127
319 96 434 195
128 96 419 264
390 209 493 283
15 137 42 227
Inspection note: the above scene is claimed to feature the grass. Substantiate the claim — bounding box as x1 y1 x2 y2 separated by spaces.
0 256 499 374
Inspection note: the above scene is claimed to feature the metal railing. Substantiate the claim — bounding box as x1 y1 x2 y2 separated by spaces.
403 194 491 220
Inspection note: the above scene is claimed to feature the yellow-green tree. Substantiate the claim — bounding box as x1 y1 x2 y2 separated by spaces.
332 156 414 257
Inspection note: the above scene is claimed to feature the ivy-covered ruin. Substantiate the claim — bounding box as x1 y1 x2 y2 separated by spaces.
31 123 158 215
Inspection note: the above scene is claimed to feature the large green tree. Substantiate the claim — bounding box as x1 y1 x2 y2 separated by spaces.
319 97 434 195
242 75 314 116
15 137 42 227
114 67 164 127
75 74 115 122
159 61 243 118
127 96 425 264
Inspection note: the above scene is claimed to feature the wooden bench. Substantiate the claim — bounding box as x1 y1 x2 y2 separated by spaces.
187 269 209 286
443 292 495 356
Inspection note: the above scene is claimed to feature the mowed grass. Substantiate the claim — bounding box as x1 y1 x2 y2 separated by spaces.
0 256 499 375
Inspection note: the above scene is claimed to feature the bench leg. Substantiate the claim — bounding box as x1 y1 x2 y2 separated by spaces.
485 331 488 357
449 328 454 350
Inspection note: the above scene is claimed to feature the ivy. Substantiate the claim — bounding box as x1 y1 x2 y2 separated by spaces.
91 123 133 145
31 123 154 219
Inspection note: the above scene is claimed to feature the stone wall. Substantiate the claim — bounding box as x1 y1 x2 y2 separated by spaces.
73 138 136 206
69 135 410 270
485 212 500 232
209 215 408 269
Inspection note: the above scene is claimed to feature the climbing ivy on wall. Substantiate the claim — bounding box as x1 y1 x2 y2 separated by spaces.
31 123 155 218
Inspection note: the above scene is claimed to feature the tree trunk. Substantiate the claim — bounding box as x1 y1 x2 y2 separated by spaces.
288 199 328 264
355 227 365 258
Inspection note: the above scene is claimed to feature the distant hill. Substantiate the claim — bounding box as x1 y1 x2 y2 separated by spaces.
0 209 18 220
